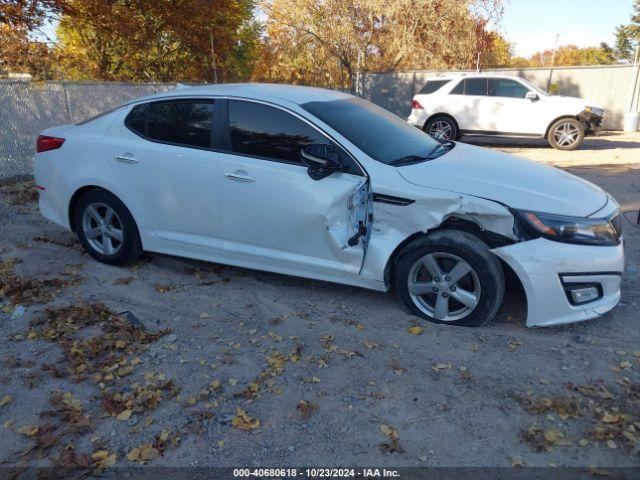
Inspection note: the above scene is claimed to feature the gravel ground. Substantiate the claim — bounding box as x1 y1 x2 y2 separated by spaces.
0 132 639 475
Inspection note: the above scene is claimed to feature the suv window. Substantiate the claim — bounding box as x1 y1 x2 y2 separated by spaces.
228 100 330 163
489 78 529 98
145 100 214 148
419 80 450 94
449 78 488 96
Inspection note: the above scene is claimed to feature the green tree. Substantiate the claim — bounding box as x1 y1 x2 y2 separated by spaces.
615 25 634 62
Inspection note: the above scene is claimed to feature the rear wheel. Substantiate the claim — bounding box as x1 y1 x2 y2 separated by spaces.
424 115 459 141
74 189 142 265
394 230 504 327
548 118 584 150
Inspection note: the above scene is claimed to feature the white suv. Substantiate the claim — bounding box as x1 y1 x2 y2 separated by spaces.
407 74 604 150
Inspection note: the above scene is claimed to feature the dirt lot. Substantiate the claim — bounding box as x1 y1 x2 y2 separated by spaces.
1 132 640 476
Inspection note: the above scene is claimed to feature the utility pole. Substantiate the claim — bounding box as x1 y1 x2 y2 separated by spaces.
547 33 560 93
209 30 218 84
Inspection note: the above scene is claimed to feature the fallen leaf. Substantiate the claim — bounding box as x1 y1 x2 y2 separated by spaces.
0 395 12 407
297 400 317 420
18 425 38 436
510 456 526 467
232 407 260 430
116 409 132 421
408 326 423 335
364 340 379 350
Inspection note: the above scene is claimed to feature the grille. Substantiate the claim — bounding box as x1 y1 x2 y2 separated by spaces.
610 213 623 238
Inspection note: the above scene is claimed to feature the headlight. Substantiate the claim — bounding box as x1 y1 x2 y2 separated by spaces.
516 210 619 246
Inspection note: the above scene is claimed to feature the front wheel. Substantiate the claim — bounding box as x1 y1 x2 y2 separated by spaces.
394 230 504 327
548 118 584 150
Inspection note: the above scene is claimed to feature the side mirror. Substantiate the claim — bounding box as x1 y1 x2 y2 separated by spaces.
526 91 539 102
301 144 344 180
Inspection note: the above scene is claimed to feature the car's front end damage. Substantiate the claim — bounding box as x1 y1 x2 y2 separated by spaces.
579 106 604 135
365 141 624 328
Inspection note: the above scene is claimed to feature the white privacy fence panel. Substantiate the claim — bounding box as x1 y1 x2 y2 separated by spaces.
0 81 175 179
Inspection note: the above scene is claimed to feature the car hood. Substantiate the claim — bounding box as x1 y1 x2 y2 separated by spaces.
543 95 604 112
396 142 608 217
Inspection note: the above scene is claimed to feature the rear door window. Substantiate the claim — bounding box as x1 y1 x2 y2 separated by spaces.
464 78 489 96
148 100 213 148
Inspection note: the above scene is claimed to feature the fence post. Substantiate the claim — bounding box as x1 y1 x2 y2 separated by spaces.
62 81 73 123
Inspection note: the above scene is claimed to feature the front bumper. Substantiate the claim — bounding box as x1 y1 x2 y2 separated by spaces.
578 110 603 134
492 238 624 327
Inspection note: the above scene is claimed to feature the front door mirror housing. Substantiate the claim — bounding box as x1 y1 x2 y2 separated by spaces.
301 144 344 180
526 91 539 102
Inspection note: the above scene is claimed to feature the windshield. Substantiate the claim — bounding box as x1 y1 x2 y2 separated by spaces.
302 97 443 164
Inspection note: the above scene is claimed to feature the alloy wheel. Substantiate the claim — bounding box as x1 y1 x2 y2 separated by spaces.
553 122 580 148
428 120 452 140
407 252 481 321
81 202 124 255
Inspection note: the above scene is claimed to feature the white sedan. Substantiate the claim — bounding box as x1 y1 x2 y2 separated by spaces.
34 84 624 327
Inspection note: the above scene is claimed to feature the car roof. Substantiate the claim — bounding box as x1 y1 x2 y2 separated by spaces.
425 73 528 81
129 83 353 106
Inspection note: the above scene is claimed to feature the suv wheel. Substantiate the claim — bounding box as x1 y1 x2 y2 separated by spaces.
425 116 458 141
395 230 504 327
548 118 584 151
74 189 142 265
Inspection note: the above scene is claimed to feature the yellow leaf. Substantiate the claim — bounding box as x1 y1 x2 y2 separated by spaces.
128 444 159 463
115 340 126 349
228 378 239 386
27 331 38 340
0 395 13 407
4 419 14 428
408 326 423 335
510 456 526 467
144 416 153 426
200 313 210 319
131 357 142 366
217 440 224 448
232 407 260 430
186 396 197 405
116 409 132 421
18 425 38 436
380 424 398 440
160 430 169 441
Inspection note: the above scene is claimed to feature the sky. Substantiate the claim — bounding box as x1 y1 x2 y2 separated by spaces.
500 0 636 57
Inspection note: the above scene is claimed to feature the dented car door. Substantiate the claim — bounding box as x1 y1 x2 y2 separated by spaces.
215 99 371 276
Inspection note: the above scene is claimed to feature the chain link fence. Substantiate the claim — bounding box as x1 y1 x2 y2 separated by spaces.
0 81 175 179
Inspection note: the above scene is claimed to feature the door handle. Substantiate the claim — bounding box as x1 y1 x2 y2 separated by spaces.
224 172 254 182
115 154 139 164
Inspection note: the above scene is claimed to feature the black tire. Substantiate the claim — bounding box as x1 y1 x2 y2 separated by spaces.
394 230 504 327
74 189 142 266
424 115 459 141
547 117 585 151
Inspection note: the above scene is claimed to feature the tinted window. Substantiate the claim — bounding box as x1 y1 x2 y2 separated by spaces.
228 100 329 163
125 104 147 135
302 97 441 165
489 79 529 98
419 80 450 94
450 80 464 95
464 78 488 96
146 100 213 148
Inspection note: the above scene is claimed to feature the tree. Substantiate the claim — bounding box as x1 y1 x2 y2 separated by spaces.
615 25 634 62
55 0 259 82
255 0 504 90
527 44 617 67
0 0 62 77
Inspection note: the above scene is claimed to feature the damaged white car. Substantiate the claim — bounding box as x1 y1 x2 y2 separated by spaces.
34 84 624 327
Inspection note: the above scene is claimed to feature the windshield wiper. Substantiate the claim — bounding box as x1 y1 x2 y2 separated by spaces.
388 154 427 166
425 140 455 159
